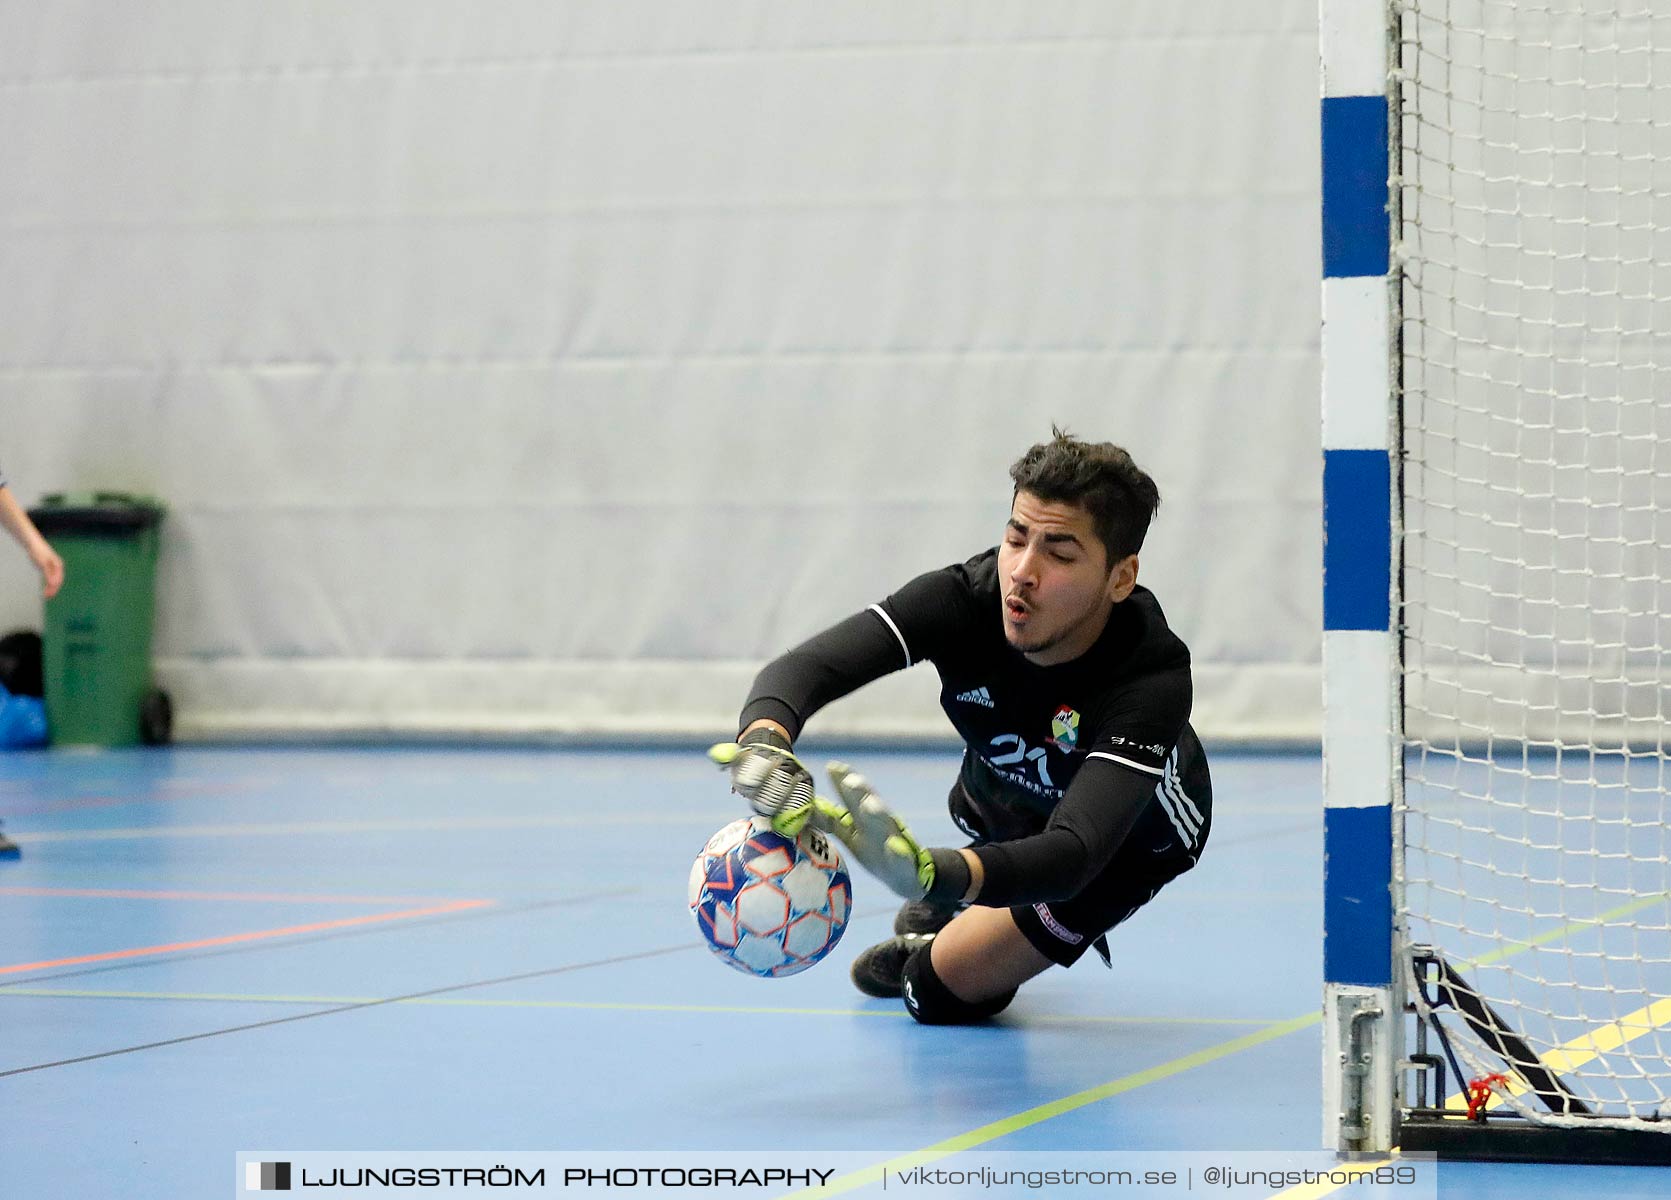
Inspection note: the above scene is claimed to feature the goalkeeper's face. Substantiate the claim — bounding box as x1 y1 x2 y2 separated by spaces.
999 491 1138 666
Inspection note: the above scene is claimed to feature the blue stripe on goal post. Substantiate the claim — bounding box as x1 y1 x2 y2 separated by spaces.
1322 449 1391 632
1323 805 1395 988
1322 95 1390 279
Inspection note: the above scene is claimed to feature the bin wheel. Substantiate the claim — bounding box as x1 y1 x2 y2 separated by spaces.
140 688 174 746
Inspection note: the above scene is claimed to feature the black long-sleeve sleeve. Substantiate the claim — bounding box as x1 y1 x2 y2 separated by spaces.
967 756 1155 907
737 609 911 740
737 563 985 739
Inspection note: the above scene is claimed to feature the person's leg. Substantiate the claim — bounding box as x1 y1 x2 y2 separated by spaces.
892 905 1051 1024
928 904 1052 1000
850 903 1052 1015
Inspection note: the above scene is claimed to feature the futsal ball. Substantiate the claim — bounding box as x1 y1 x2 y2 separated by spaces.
688 816 852 978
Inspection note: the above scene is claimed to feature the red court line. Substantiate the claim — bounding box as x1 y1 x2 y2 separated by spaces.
0 887 477 904
0 899 495 976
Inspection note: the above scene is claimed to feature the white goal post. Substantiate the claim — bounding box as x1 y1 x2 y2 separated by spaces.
1322 0 1671 1160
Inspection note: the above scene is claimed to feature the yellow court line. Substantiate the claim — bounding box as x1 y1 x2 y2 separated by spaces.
1456 993 1671 1115
1271 892 1671 1200
0 986 1282 1026
1435 890 1670 1115
779 1012 1321 1199
1468 892 1670 970
1267 1155 1400 1200
1508 995 1671 1081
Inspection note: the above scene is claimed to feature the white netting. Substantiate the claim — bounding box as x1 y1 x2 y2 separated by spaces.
1397 0 1671 1128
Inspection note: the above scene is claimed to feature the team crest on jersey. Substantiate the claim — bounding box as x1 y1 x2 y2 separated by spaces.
1049 706 1081 750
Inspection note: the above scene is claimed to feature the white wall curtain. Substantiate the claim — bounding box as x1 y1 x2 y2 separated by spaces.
0 2 1321 741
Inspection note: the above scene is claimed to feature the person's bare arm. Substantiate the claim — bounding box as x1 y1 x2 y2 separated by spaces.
0 486 63 599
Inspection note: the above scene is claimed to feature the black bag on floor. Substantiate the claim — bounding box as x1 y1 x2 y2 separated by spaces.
0 630 43 698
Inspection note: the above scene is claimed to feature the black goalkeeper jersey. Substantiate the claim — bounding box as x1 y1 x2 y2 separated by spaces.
739 548 1212 907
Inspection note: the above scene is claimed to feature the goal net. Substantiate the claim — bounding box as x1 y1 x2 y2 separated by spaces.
1397 0 1671 1131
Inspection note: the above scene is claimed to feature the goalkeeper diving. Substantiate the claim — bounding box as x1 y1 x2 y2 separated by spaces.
711 429 1212 1024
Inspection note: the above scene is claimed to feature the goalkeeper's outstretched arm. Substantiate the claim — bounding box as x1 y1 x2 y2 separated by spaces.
712 605 917 834
736 608 914 743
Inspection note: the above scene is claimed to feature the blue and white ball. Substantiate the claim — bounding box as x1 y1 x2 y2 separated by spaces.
689 816 852 978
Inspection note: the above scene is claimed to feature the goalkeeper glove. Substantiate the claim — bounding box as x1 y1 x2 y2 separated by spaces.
708 728 815 836
811 762 970 903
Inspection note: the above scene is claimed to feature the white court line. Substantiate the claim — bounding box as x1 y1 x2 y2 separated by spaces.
11 813 717 843
0 986 1285 1027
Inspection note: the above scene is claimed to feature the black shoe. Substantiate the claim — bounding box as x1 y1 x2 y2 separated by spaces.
892 898 960 936
0 828 18 860
850 933 934 998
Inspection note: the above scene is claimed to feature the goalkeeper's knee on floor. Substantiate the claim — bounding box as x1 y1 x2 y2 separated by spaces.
901 944 1016 1025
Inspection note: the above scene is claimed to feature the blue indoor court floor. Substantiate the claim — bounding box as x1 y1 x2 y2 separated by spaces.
0 746 1667 1199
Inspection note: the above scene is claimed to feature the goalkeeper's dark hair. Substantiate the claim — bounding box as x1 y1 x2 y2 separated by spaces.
1008 426 1160 564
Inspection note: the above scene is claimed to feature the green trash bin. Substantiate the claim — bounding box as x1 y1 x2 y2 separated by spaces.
28 492 171 747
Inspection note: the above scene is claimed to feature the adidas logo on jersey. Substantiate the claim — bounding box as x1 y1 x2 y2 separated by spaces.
955 686 995 708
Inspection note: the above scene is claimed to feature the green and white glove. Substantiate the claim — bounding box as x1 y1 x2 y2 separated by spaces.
708 729 815 837
809 762 942 901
